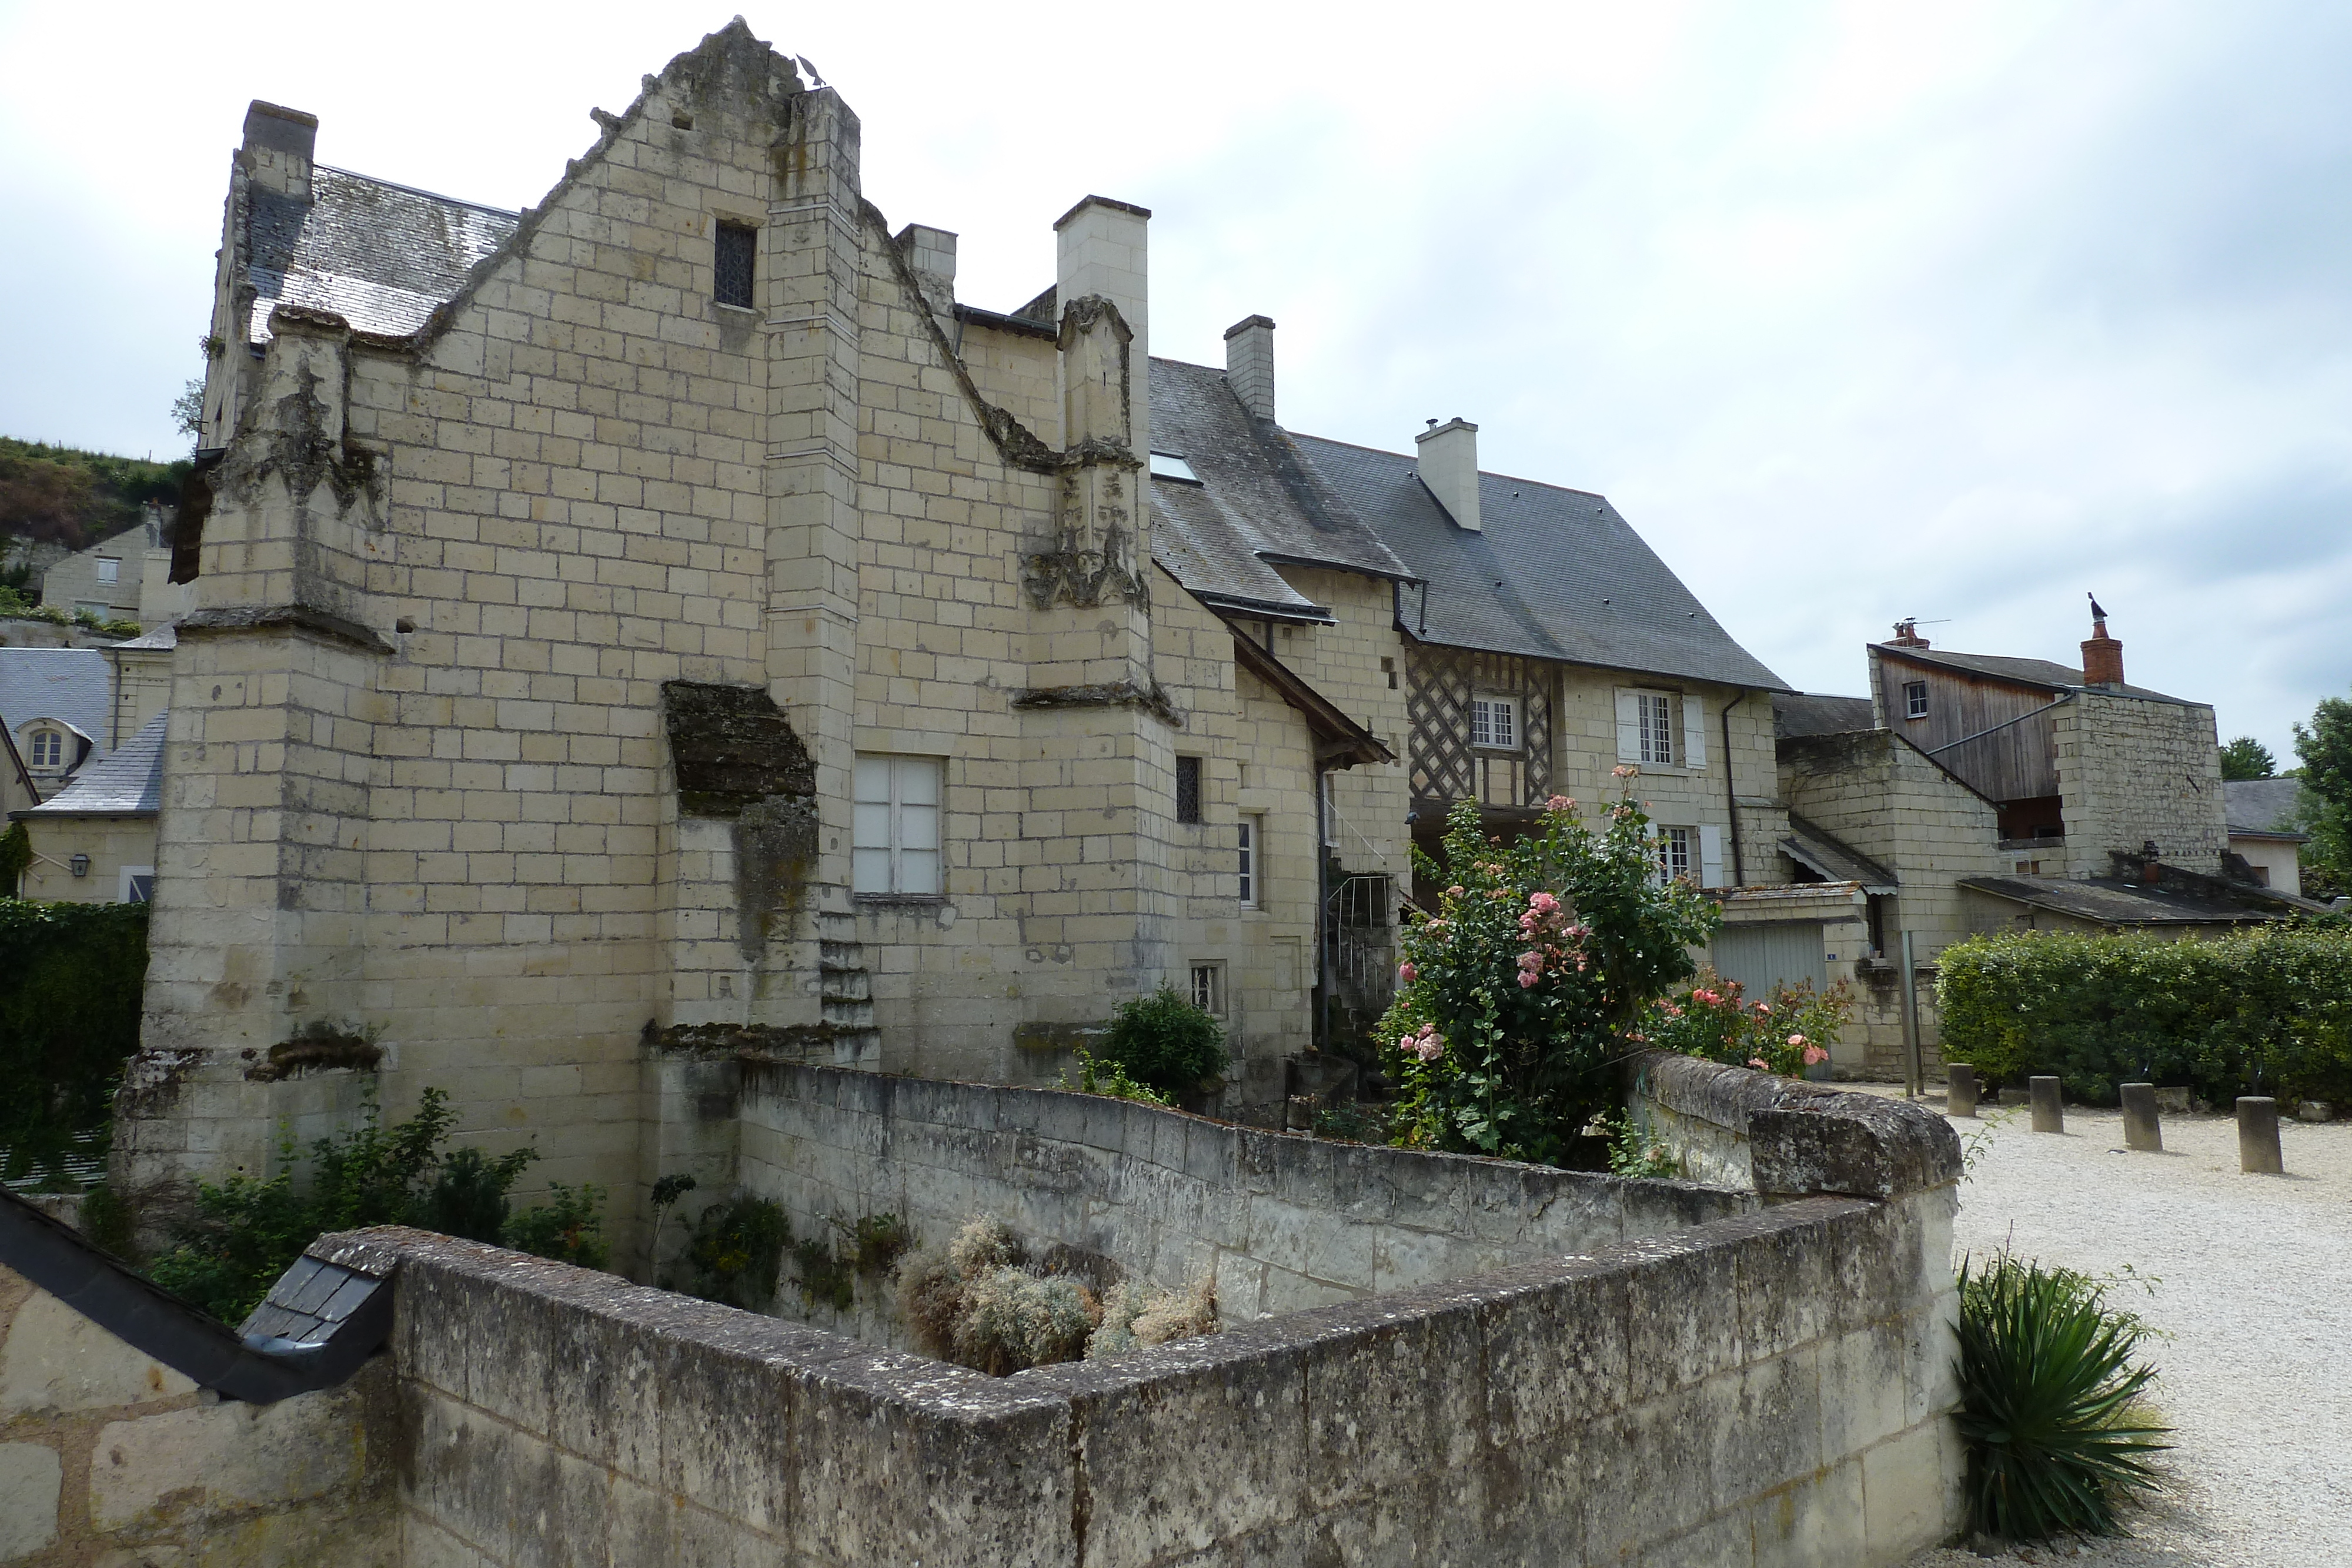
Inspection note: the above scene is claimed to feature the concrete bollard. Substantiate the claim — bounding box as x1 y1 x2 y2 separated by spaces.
1946 1064 1979 1118
2030 1076 2064 1134
2119 1082 2162 1152
2238 1097 2284 1174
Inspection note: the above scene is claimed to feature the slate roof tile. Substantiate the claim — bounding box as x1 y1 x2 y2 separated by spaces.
245 167 519 345
26 710 166 817
0 648 113 762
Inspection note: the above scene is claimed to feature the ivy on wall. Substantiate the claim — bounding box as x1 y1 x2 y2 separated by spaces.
0 897 151 1185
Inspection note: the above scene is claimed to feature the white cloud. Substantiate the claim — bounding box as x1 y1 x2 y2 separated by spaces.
2 0 2344 754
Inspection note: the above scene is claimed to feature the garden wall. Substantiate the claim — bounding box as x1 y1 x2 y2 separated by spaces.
0 1262 392 1566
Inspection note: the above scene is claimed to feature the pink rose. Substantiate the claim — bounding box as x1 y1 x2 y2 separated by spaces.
1517 971 1539 988
1748 1058 1769 1071
1398 962 1417 984
1545 794 1574 812
1802 1044 1829 1066
1787 1034 1806 1048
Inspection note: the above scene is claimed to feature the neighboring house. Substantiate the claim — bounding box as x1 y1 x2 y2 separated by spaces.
0 648 113 801
36 501 187 627
2224 777 2310 897
121 25 1816 1229
15 710 166 903
1776 613 2321 1076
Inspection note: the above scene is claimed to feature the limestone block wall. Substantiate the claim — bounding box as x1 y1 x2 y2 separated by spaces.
15 815 158 905
368 1050 1962 1567
0 1263 392 1566
2056 692 2228 877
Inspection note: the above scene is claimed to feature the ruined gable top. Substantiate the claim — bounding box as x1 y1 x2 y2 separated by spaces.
237 18 804 352
1289 432 1788 691
1873 643 2195 707
1147 357 1408 616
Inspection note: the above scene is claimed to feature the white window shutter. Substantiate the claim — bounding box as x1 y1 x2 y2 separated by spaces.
1699 824 1724 888
1615 688 1639 762
1682 695 1706 770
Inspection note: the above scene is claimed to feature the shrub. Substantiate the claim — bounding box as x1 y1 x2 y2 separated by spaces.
0 898 149 1186
1937 927 2352 1105
1956 1253 2171 1540
144 1086 606 1323
1599 1110 1678 1178
1086 1277 1219 1360
896 1216 1124 1375
1097 987 1227 1097
1060 1047 1174 1106
1638 968 1851 1078
681 1193 791 1310
1378 789 1721 1164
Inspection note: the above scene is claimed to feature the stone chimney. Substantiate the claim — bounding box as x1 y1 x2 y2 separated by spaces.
241 100 316 203
1415 417 1481 532
1223 316 1275 421
2081 596 2124 688
1890 618 1930 649
894 223 958 339
1055 196 1150 459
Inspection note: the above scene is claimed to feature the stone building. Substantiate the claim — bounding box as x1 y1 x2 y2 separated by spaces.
1772 610 2318 1075
2224 776 2312 897
34 502 191 630
118 22 1808 1251
4 630 173 900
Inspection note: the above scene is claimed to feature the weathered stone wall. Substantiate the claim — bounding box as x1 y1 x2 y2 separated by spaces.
729 1059 1752 1331
370 1042 1964 1568
2056 691 2229 877
14 814 158 905
0 1263 392 1566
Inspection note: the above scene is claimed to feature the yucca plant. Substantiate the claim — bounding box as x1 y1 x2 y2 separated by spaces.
1955 1254 2172 1540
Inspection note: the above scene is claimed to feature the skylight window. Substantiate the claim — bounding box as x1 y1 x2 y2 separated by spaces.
1149 452 1201 484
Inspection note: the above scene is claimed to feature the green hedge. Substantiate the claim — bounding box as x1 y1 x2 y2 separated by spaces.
0 898 151 1182
1937 926 2352 1106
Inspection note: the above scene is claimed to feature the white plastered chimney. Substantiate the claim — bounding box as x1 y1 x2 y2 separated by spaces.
1415 417 1481 532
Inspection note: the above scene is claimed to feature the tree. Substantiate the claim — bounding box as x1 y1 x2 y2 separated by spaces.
172 377 205 442
2293 696 2352 900
2219 737 2276 781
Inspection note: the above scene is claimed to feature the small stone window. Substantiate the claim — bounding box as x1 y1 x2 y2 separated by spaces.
95 557 119 584
1903 680 1929 720
1238 814 1263 908
853 754 941 896
1190 962 1225 1016
714 221 756 310
1175 755 1203 824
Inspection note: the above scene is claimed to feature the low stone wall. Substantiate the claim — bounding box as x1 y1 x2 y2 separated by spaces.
731 1061 1753 1327
0 1262 393 1566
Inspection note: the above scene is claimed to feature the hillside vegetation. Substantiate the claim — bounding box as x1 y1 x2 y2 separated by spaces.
1 437 189 556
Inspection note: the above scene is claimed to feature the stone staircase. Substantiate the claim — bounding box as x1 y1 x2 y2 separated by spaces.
816 902 880 1068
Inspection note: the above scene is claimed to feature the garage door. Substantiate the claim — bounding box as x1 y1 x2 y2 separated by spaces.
1709 922 1826 1001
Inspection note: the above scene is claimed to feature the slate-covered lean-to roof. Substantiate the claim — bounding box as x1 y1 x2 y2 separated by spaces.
0 648 113 760
243 167 519 345
26 711 167 817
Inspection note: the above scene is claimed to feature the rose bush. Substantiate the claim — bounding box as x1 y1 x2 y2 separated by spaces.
1377 787 1721 1164
1638 969 1852 1078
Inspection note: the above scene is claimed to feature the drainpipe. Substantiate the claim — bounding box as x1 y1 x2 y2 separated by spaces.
1720 692 1746 888
1311 763 1331 1055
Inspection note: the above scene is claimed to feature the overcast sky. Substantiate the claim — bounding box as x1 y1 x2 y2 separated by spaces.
3 1 2345 758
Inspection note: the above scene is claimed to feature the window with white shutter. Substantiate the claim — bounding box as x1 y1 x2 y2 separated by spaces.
1615 688 1681 767
852 754 942 895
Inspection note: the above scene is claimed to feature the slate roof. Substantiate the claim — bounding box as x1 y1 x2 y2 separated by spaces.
26 711 166 817
1148 359 1409 618
0 649 112 760
244 167 519 345
1874 644 2193 706
1958 874 2281 927
2225 777 2310 838
1775 693 1877 739
1784 814 1897 892
109 623 178 651
1289 434 1788 690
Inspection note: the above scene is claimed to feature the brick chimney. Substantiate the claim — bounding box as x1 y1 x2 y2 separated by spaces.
2080 596 2124 688
1415 417 1481 533
1890 618 1930 649
241 101 316 203
1224 316 1275 422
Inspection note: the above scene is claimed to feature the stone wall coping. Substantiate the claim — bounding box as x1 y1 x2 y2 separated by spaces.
1623 1049 1962 1199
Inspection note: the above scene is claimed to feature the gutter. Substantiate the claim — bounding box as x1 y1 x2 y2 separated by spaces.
1720 691 1745 887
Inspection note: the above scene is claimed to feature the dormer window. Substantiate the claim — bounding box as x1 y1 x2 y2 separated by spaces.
1149 452 1201 484
26 728 64 770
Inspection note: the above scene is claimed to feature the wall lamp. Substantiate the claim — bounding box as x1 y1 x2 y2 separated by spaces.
69 854 89 878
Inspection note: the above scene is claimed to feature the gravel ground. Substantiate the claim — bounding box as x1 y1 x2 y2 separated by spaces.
1893 1092 2352 1565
